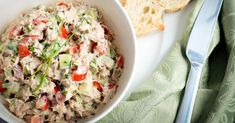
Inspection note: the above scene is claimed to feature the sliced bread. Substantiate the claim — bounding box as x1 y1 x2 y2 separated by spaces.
156 0 190 12
121 0 165 36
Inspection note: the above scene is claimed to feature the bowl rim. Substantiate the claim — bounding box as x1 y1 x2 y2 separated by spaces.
0 0 137 122
88 0 137 122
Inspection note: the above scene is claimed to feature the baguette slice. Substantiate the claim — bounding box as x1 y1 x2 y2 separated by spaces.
156 0 190 12
121 0 165 36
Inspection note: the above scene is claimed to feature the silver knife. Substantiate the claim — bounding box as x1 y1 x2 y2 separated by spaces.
175 0 223 123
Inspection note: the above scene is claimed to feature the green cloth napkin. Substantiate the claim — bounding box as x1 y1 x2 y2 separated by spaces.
99 0 235 122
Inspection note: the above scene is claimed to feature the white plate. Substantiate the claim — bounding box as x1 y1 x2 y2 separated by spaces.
128 1 195 93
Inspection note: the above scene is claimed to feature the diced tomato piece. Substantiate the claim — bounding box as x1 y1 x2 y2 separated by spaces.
69 45 80 54
31 115 43 123
0 80 6 92
108 83 118 90
18 43 30 57
72 66 88 82
93 81 103 92
72 72 87 82
60 26 68 39
21 35 39 43
36 96 50 111
116 55 124 68
54 86 59 94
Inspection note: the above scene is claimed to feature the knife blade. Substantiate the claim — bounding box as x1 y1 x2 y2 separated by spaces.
175 0 223 123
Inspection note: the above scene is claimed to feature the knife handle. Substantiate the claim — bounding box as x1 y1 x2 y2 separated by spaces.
175 63 203 123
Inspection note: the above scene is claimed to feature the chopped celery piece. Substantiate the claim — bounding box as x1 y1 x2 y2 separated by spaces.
84 103 93 110
89 60 98 74
4 68 12 77
78 83 89 95
87 8 98 20
2 82 20 94
97 56 114 70
7 41 18 53
48 16 57 24
59 54 71 69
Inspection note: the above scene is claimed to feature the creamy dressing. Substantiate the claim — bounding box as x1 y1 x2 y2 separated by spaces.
0 2 123 122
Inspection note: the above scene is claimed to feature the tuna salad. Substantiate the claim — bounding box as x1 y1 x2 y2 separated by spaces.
0 2 124 123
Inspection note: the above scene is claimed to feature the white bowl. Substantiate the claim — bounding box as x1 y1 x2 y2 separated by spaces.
0 0 136 122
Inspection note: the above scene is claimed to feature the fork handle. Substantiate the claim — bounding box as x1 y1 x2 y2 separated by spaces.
176 63 203 123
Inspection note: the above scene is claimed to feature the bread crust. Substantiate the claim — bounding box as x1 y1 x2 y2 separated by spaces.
156 0 190 12
120 0 190 36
